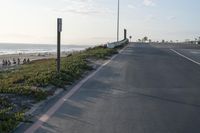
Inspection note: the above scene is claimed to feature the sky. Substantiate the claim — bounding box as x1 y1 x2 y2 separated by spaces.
0 0 199 45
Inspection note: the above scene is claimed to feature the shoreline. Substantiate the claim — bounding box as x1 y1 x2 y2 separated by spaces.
0 50 82 70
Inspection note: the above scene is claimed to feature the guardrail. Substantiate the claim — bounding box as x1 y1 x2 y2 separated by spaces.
107 39 129 48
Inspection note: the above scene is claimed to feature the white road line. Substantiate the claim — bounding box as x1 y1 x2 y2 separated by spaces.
24 45 128 133
170 49 200 66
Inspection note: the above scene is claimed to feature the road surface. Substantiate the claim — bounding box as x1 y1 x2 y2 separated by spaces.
17 43 200 133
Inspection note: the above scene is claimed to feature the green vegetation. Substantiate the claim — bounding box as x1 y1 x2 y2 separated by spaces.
0 111 24 133
0 98 24 133
0 45 120 132
138 36 151 43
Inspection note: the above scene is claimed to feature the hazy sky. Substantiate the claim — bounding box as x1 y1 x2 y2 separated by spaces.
0 0 199 45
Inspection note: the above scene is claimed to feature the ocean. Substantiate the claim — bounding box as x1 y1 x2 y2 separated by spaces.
0 43 92 55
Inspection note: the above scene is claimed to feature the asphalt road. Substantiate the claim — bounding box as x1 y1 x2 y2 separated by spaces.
20 43 200 133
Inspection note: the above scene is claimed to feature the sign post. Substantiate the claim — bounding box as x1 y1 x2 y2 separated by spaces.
129 36 132 42
124 29 127 40
57 18 62 73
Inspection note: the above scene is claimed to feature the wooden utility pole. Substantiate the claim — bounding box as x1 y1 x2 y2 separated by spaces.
57 18 62 73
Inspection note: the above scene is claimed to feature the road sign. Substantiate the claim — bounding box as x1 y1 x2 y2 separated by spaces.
129 36 132 42
58 18 62 32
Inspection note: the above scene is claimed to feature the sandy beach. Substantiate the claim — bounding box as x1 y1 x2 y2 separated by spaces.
0 51 72 70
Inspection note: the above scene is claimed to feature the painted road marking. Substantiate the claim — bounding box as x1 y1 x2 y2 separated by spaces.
170 49 200 66
24 45 128 133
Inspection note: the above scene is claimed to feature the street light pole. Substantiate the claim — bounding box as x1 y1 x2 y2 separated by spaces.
117 0 120 42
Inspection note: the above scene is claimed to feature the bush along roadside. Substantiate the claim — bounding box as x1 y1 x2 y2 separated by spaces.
0 44 125 132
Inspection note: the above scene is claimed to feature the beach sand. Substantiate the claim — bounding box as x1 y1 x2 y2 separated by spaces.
0 52 71 70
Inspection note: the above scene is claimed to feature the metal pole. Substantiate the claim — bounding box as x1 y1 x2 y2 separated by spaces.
124 29 127 40
57 18 62 73
117 0 120 42
129 36 132 42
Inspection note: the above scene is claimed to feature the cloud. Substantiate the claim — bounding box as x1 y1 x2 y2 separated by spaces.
128 4 136 9
143 0 155 6
167 16 176 20
53 0 112 15
145 14 156 21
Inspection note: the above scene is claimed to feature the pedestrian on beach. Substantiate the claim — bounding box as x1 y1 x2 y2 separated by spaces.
8 60 11 66
23 58 27 64
13 58 16 64
17 58 20 65
2 59 5 66
5 60 8 66
27 58 30 64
